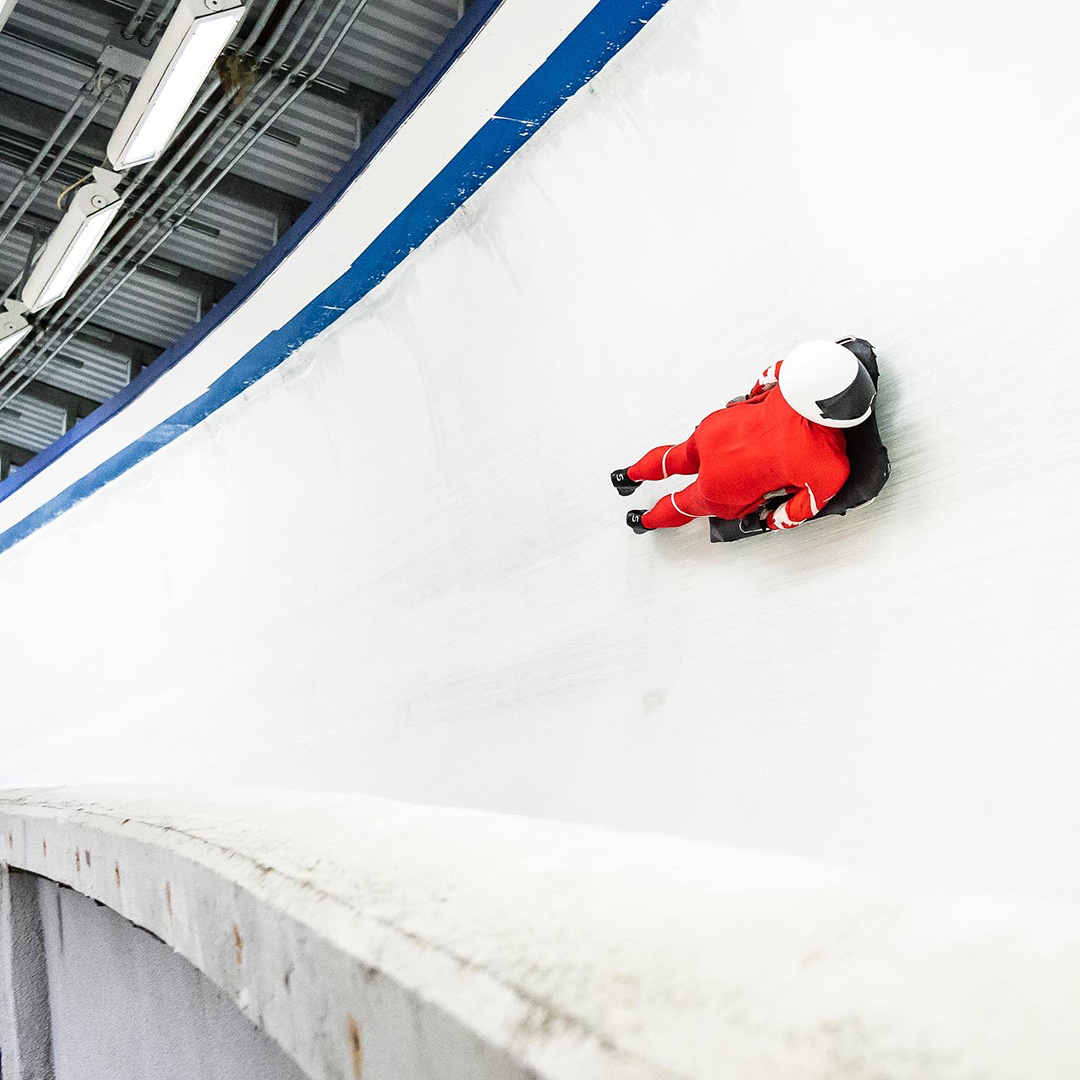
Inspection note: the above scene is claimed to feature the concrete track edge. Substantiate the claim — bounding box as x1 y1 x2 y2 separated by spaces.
1 788 1079 1079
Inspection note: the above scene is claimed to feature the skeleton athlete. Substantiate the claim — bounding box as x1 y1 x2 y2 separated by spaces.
612 340 877 536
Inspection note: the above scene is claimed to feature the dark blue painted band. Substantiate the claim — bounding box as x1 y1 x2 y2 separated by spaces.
0 0 670 556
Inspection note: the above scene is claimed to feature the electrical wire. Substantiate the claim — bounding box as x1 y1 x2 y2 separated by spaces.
55 172 94 212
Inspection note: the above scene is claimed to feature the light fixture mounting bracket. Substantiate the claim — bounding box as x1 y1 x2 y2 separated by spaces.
99 28 154 79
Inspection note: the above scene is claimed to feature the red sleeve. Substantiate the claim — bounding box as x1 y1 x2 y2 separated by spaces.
747 358 783 399
765 461 849 531
765 485 821 530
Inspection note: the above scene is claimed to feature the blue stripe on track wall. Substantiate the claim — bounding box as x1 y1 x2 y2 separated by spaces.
0 0 670 556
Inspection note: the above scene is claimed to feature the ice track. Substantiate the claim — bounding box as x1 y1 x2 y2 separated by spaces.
1 0 1078 905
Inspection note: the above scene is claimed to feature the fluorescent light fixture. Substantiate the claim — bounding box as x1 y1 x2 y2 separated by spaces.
21 169 126 313
0 0 18 37
107 0 246 170
0 301 31 362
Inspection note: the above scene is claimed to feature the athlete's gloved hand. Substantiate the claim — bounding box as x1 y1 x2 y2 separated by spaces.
739 512 769 536
726 394 748 407
709 513 769 543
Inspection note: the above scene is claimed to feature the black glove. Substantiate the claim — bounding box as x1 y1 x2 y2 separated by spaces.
709 513 769 543
739 512 768 536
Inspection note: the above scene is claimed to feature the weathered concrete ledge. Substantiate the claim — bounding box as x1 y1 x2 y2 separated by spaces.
1 787 1079 1080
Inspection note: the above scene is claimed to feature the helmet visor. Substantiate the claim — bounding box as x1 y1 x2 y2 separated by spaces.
815 361 876 423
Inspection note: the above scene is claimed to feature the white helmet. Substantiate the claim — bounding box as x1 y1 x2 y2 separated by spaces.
778 340 876 429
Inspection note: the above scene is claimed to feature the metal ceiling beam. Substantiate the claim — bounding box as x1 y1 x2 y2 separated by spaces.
53 320 158 380
347 83 394 140
0 89 106 178
0 437 35 477
208 169 308 228
0 24 101 74
19 380 101 423
136 249 234 305
70 322 157 362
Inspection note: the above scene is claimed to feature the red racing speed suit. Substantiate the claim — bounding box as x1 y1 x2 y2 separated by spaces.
628 361 851 531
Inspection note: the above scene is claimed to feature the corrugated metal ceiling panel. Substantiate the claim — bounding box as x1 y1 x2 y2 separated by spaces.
0 161 62 229
0 392 66 452
37 335 132 403
6 0 114 60
0 226 34 289
0 35 114 125
94 267 203 347
229 90 360 200
0 3 125 128
157 190 280 283
292 0 461 97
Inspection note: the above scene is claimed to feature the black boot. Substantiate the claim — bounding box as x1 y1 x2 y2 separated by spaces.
626 510 651 534
611 468 642 496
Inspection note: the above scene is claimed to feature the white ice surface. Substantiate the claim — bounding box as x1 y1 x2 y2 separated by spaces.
1 0 1078 903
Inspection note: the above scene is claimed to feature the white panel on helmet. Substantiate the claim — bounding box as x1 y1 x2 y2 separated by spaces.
778 341 875 429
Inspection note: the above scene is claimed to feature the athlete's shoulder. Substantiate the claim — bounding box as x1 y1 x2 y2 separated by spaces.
815 430 852 488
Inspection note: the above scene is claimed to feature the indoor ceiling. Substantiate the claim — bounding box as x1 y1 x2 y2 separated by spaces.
0 0 465 479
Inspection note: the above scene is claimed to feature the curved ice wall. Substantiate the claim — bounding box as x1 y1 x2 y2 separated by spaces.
0 0 1078 907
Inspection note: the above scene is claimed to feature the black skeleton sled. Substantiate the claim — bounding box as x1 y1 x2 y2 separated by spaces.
709 337 890 543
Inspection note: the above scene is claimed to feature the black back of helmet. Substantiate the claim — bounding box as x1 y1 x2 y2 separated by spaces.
815 338 890 518
815 359 876 424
